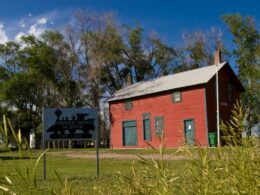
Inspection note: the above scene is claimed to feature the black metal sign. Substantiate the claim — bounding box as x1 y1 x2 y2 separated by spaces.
43 108 98 141
42 107 99 180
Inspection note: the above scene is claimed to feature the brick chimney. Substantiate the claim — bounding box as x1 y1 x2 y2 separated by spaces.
127 73 132 86
214 49 222 64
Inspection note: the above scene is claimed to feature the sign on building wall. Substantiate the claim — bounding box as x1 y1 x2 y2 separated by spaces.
43 108 98 141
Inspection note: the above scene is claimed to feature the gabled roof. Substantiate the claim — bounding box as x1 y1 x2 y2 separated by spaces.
107 62 228 102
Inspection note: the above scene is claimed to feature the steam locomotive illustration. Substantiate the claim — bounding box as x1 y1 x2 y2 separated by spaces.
46 109 95 136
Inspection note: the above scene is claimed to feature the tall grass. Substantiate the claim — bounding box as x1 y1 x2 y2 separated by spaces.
90 102 259 194
0 115 48 194
0 102 259 194
104 139 180 195
0 115 9 149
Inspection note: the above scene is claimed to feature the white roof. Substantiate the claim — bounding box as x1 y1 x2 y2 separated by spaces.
107 62 227 102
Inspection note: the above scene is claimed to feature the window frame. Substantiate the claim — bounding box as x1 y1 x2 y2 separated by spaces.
172 91 182 103
143 113 151 141
154 116 164 137
124 100 133 110
122 120 137 146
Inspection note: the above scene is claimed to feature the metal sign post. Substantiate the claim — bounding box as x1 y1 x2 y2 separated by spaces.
96 125 99 179
43 149 46 180
42 108 47 180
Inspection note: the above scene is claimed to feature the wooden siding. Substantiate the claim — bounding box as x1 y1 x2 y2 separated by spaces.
109 64 243 148
109 85 208 148
205 65 241 135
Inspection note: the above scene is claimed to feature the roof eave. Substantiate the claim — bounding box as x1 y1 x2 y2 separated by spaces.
107 62 229 103
107 83 207 102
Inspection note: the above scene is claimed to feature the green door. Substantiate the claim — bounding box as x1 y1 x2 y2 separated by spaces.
184 119 195 145
143 119 151 141
123 121 137 146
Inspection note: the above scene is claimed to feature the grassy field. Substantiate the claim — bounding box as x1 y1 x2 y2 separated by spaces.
1 104 259 194
0 145 259 194
0 148 185 194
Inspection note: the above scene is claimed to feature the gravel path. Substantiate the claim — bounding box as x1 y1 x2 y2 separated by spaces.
48 151 187 160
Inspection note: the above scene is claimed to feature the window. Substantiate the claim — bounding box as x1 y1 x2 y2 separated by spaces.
228 83 232 103
124 100 132 110
143 113 151 141
172 91 181 103
155 116 164 137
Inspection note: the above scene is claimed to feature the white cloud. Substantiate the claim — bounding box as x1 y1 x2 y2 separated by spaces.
28 24 45 37
15 32 26 41
37 17 47 25
28 25 36 34
0 24 8 44
2 9 69 42
28 17 48 37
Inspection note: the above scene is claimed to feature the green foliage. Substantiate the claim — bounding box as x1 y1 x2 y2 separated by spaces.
172 27 231 74
0 115 9 148
123 25 177 82
89 104 259 195
2 11 258 141
222 14 260 134
0 116 49 194
0 30 86 136
0 12 178 138
109 139 179 195
88 143 259 194
0 11 259 194
0 175 14 195
185 32 212 69
220 101 247 146
0 145 259 194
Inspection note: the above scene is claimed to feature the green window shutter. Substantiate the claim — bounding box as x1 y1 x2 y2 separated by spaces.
143 113 151 141
154 116 164 137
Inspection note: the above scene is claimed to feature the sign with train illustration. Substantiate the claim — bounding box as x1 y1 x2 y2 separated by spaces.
43 108 98 141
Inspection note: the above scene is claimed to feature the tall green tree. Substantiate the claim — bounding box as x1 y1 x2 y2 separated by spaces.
184 32 212 69
73 11 177 146
0 40 45 136
74 10 176 95
123 26 176 83
222 14 260 135
0 32 89 137
173 28 228 73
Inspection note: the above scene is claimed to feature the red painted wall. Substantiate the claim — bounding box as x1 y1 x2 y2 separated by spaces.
109 64 243 148
205 65 242 135
109 85 208 148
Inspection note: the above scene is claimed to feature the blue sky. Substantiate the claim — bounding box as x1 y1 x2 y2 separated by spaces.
0 0 259 46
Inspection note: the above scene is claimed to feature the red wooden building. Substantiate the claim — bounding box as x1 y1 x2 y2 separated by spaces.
107 61 244 148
